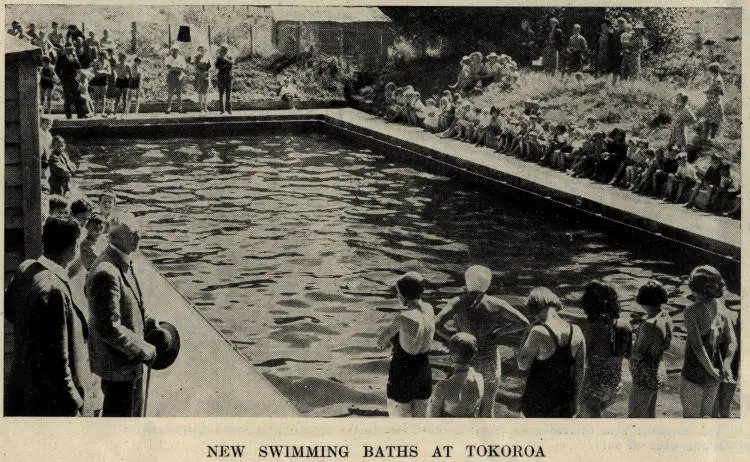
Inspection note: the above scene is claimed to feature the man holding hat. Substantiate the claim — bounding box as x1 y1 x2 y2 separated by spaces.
435 265 530 417
165 46 187 113
86 212 157 417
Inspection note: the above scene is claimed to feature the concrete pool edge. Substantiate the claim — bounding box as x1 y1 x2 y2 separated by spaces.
53 108 741 262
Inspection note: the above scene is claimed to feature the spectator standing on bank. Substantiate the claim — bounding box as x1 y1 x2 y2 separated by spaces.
90 50 111 117
609 17 627 86
98 28 113 50
113 52 131 115
578 281 632 418
86 213 158 417
518 19 537 67
39 56 58 114
68 212 106 278
65 24 84 46
681 265 737 418
4 216 90 416
55 45 86 119
215 44 234 114
595 20 611 78
127 57 142 114
193 45 211 113
517 287 585 418
543 17 564 76
48 21 63 50
668 93 697 150
567 24 588 74
628 280 673 418
165 46 187 114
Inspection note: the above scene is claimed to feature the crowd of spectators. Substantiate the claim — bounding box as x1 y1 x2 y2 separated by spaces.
372 16 740 219
9 19 242 117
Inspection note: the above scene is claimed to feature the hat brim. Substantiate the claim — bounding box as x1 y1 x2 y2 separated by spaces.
145 321 181 370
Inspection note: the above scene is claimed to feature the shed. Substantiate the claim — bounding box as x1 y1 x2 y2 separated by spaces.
5 35 42 383
271 6 393 68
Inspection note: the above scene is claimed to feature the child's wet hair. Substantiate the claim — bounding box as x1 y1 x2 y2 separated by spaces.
449 332 478 364
396 272 425 301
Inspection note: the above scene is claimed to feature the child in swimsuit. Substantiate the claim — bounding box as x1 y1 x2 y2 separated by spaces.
127 57 142 114
436 265 529 417
517 287 586 418
628 280 673 418
429 332 484 418
113 52 131 115
681 265 737 418
579 281 632 418
377 272 435 417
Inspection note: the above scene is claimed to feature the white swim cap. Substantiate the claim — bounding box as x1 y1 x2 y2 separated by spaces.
465 265 492 293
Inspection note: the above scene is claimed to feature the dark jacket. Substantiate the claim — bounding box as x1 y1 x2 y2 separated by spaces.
85 246 156 381
55 54 82 86
215 55 233 82
5 259 90 416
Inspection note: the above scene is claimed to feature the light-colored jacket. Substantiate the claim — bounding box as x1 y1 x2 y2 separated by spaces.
85 246 155 381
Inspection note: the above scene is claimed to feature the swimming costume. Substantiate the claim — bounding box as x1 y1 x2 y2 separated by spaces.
386 333 432 404
521 323 576 418
129 76 141 90
115 78 130 89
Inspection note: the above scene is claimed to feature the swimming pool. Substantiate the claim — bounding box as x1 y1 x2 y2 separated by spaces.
72 130 739 417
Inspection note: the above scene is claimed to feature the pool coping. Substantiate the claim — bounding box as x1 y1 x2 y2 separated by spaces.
54 108 741 262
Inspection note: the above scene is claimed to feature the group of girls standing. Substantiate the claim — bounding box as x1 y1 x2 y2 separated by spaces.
378 264 738 418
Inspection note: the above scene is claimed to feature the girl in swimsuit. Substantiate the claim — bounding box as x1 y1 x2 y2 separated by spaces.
377 272 435 418
428 332 484 418
113 53 131 115
681 265 737 418
579 281 632 417
517 287 586 418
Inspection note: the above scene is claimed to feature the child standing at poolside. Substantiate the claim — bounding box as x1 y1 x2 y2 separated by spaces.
428 333 484 418
681 265 737 418
48 135 76 196
127 57 142 114
377 272 435 418
40 56 57 114
628 280 673 418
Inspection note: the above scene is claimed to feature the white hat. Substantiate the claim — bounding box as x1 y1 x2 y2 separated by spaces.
465 265 492 293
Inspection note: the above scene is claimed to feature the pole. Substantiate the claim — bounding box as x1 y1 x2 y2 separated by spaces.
131 22 137 53
81 22 85 35
249 26 253 57
143 363 152 416
168 23 172 50
207 24 211 48
339 26 344 59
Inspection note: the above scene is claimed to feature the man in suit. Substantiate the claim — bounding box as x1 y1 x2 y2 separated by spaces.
86 212 156 417
55 45 87 119
5 216 90 416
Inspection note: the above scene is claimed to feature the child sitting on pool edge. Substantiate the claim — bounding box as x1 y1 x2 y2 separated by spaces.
377 272 435 418
428 332 484 417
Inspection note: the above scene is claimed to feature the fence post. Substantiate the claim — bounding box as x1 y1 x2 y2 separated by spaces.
249 26 253 57
168 23 172 49
339 26 344 58
131 22 137 53
208 24 211 48
81 22 85 35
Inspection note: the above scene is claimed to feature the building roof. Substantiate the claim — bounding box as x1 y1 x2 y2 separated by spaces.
271 6 391 23
5 34 40 56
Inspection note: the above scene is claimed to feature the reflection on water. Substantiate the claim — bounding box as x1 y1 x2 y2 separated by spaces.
73 133 739 417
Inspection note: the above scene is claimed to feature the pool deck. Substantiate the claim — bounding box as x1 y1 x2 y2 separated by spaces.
66 257 299 417
54 107 741 259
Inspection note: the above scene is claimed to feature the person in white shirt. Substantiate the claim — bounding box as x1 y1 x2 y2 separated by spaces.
164 46 187 113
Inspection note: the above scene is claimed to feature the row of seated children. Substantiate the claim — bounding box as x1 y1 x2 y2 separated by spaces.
379 84 739 219
493 112 739 218
448 51 522 93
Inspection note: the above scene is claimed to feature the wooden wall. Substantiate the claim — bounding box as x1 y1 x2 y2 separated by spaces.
4 51 42 385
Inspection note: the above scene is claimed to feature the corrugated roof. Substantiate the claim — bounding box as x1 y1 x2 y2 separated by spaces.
5 34 40 55
271 6 391 23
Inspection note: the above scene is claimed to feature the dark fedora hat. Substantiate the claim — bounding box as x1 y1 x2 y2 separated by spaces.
145 321 180 370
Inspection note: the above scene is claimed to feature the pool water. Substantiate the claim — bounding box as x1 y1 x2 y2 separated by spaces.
72 132 739 417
